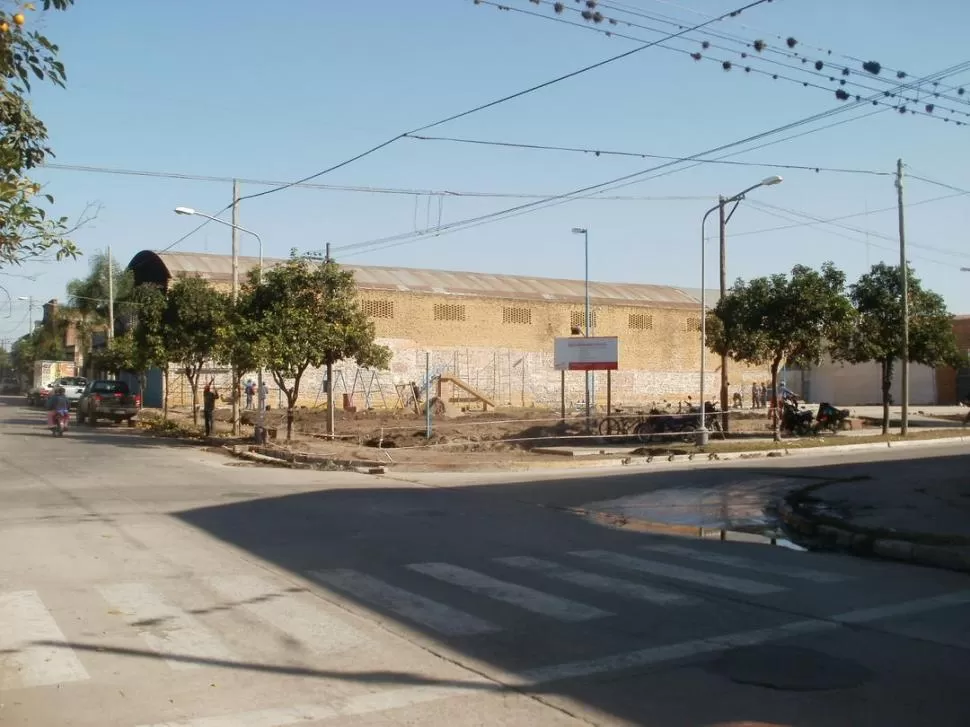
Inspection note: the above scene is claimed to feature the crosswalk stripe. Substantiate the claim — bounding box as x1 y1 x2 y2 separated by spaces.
98 583 235 670
495 556 695 606
308 569 500 636
639 544 851 583
570 550 786 595
408 562 610 621
206 575 369 655
0 590 90 688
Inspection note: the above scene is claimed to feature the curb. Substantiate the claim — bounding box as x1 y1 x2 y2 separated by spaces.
777 497 970 574
225 445 387 475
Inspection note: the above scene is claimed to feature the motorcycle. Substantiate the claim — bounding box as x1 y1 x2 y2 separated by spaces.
781 399 814 436
51 409 69 437
815 402 851 434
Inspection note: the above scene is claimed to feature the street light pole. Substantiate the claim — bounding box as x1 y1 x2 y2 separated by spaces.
174 207 266 442
572 227 591 428
16 296 34 338
698 176 783 446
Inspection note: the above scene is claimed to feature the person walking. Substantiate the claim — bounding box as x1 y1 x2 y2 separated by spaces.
751 382 759 409
759 382 768 410
203 379 218 437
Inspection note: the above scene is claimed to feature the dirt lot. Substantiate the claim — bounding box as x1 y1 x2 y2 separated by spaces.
141 403 891 471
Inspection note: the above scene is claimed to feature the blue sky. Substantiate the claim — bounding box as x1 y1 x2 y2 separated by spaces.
2 0 969 340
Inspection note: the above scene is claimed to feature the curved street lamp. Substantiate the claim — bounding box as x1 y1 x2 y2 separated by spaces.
697 176 783 446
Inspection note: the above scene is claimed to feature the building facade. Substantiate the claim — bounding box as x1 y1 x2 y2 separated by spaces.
128 250 767 411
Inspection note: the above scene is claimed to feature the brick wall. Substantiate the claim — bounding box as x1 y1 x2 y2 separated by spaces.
161 288 767 411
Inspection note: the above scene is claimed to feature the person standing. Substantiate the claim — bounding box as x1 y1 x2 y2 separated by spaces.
760 382 768 410
260 381 269 411
203 379 218 437
244 379 254 410
750 382 759 409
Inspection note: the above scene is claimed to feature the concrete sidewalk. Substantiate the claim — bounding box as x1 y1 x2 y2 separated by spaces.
781 470 970 573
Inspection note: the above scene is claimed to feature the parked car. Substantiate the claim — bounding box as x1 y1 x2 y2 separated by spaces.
76 380 142 426
26 382 52 407
1 377 19 394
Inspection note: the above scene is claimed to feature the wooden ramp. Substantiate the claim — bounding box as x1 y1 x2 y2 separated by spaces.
437 375 496 411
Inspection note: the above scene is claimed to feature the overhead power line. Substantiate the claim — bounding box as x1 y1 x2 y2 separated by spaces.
335 61 970 257
478 0 970 124
747 200 970 260
608 0 970 102
743 202 962 269
723 191 970 239
404 135 893 176
39 162 713 201
154 0 775 253
905 174 970 195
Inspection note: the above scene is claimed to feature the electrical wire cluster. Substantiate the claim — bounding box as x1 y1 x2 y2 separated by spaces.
477 0 970 125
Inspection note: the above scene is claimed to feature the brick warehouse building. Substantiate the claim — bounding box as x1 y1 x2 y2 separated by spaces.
128 250 767 411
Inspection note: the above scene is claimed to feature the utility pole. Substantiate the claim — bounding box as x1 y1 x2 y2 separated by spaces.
107 246 115 341
231 179 241 436
896 158 909 436
325 242 335 438
717 196 729 432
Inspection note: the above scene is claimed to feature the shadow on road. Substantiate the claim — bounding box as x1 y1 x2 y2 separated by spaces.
167 448 968 726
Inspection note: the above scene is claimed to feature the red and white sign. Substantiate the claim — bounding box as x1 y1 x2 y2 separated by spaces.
554 336 619 371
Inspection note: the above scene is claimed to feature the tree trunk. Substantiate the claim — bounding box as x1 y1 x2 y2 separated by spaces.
163 366 169 420
326 361 335 438
186 366 200 425
285 393 295 441
880 358 894 435
770 359 781 443
231 366 241 437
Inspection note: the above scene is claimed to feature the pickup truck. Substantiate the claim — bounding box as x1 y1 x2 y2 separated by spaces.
28 377 88 407
76 379 142 426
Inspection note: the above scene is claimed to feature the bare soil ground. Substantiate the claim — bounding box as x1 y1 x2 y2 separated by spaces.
138 403 956 471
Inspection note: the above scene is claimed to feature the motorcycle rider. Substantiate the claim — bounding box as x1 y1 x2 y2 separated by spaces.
46 385 70 430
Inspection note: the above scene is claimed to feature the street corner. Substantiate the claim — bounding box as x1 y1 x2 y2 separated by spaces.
777 479 970 575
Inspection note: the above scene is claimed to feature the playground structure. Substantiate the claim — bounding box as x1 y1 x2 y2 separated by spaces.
320 366 497 414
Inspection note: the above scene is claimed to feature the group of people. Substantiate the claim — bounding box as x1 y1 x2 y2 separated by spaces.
748 381 798 410
243 379 269 411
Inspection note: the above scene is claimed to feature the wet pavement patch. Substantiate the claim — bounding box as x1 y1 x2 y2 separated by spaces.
710 645 872 691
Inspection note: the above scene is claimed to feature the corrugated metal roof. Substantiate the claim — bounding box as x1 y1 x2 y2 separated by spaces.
138 251 701 309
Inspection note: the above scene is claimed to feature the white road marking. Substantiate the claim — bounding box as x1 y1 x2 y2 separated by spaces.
135 683 482 727
0 590 90 689
571 550 786 595
640 543 851 583
132 589 970 725
407 562 610 621
206 575 369 655
521 589 970 684
98 583 235 670
308 569 500 636
495 555 694 605
833 590 970 624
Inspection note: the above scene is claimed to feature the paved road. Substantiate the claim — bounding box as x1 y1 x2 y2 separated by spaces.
2 396 969 726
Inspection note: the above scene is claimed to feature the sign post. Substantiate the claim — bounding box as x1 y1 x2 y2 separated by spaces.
554 336 619 431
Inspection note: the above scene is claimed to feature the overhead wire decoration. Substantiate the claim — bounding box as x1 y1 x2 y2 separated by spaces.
475 0 970 124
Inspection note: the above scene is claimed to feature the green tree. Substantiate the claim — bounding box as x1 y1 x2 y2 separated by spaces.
130 283 170 415
708 262 855 441
164 276 229 424
1 1 81 269
90 332 135 377
66 251 134 372
215 301 263 434
242 257 390 441
832 263 960 434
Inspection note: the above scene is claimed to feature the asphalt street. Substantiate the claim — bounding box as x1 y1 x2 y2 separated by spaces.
1 395 969 727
